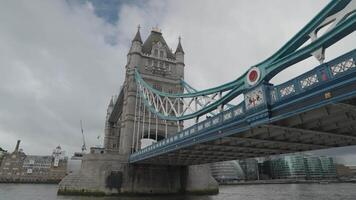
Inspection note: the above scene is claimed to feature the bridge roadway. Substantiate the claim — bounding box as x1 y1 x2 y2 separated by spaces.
129 49 356 166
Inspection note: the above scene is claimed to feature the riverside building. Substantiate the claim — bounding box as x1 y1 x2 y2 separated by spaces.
263 154 336 180
0 140 68 183
210 160 245 182
0 148 5 164
210 158 259 183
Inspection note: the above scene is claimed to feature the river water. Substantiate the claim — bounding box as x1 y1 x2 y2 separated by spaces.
0 183 355 200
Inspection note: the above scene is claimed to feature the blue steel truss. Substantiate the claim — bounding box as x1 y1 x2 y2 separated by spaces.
134 0 356 121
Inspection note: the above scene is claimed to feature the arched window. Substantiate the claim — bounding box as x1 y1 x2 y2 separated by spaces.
154 49 158 57
160 50 164 58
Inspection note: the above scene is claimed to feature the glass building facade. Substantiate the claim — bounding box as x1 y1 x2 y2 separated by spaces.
210 160 244 182
239 159 259 180
263 154 336 180
319 156 337 178
211 155 336 182
266 154 307 179
211 158 259 182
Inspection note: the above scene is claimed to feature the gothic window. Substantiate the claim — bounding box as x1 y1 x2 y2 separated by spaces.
147 59 152 66
153 60 158 67
171 65 176 74
166 63 171 72
154 49 158 57
160 50 164 58
159 61 164 68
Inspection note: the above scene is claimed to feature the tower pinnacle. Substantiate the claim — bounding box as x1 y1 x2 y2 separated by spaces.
132 25 142 43
175 36 184 54
109 96 114 108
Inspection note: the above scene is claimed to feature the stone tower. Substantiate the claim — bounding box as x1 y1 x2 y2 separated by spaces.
59 27 218 195
104 27 185 156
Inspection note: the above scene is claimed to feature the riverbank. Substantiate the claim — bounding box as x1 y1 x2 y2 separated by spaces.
2 183 356 200
0 178 61 184
220 179 356 185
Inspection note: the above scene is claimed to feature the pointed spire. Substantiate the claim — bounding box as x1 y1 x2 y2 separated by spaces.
175 36 184 54
109 97 114 108
132 25 142 43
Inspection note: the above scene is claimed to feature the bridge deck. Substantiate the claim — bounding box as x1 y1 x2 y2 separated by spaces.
129 49 356 166
136 98 356 165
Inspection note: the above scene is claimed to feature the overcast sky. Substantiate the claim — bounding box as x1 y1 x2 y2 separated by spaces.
0 0 355 164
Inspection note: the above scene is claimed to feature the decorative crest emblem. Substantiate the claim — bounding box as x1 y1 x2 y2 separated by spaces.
246 67 260 86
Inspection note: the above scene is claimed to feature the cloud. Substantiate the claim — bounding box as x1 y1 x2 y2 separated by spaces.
0 0 124 155
0 0 355 163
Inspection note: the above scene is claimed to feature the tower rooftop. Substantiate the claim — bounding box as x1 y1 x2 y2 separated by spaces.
142 29 175 59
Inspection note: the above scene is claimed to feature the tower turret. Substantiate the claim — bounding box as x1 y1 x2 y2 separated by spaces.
128 26 143 70
175 36 185 79
107 97 114 116
129 25 143 54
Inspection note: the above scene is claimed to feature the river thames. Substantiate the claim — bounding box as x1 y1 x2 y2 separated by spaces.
0 183 355 200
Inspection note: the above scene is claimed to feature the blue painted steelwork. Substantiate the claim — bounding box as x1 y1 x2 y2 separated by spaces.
130 49 356 163
134 0 356 121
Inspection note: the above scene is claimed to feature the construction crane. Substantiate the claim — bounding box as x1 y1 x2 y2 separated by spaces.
80 120 87 152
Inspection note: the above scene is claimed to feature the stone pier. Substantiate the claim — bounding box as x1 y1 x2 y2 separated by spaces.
58 153 218 195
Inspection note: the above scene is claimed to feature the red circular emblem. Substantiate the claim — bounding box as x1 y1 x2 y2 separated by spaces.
246 67 260 86
249 70 258 82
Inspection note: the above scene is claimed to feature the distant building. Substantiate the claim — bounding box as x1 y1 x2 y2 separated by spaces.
262 154 336 180
335 164 354 178
0 140 26 178
210 158 259 183
210 161 244 182
0 147 6 165
319 156 337 178
347 166 356 175
0 140 68 183
239 159 259 180
267 154 307 179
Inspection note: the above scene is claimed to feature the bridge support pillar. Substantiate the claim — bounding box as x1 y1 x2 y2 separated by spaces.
184 164 219 194
122 163 218 195
122 164 184 194
58 153 218 196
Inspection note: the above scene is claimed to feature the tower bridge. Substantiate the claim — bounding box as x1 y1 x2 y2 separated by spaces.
59 0 356 196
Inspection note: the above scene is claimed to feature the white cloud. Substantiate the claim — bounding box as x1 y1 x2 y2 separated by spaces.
0 0 124 155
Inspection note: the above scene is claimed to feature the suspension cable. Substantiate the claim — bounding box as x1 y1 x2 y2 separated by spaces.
155 114 158 141
132 86 139 153
148 111 151 139
136 89 142 151
165 120 168 138
142 101 146 139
